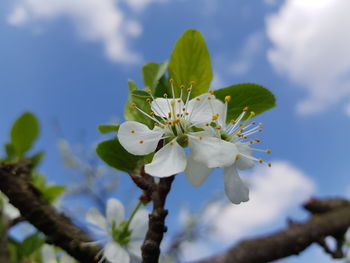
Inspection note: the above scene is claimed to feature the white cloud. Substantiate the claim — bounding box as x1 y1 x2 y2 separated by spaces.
180 161 315 261
124 0 167 12
266 0 350 115
229 31 264 76
264 0 278 6
7 0 162 63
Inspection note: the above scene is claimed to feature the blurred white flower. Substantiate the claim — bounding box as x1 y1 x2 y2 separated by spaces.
41 244 75 263
0 192 20 222
86 198 148 263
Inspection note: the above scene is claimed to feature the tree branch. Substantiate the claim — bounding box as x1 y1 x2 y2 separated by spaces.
0 161 103 263
141 175 175 263
197 198 350 263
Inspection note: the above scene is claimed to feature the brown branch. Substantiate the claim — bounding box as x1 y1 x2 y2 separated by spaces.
197 198 350 263
141 175 175 263
0 161 103 263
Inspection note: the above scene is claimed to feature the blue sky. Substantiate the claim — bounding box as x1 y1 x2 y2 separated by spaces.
0 0 349 262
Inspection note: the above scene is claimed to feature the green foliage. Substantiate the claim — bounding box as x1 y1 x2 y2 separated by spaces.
214 83 276 120
10 112 40 157
124 89 153 129
98 124 120 134
17 232 44 261
29 151 45 168
142 62 168 93
168 29 213 98
96 138 146 174
31 174 65 204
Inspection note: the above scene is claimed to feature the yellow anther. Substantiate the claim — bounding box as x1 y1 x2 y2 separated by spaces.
187 88 192 92
230 120 236 124
177 99 181 103
139 140 144 144
150 112 155 116
250 111 256 117
225 96 231 102
180 85 185 89
205 123 210 126
190 80 195 85
255 139 261 143
249 140 254 144
207 96 212 100
212 113 219 121
239 124 243 127
169 141 174 145
266 149 271 154
183 137 188 142
176 113 180 117
196 97 201 101
131 103 136 107
252 121 256 125
197 135 203 140
235 154 239 160
259 129 263 132
209 89 214 95
130 130 135 134
243 135 247 139
146 98 151 103
182 107 186 111
168 112 172 118
243 106 249 112
215 125 222 130
258 158 263 163
267 162 272 167
163 93 168 98
169 78 174 83
185 112 189 116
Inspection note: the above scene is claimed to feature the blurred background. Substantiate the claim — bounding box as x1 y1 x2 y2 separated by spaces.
0 0 349 262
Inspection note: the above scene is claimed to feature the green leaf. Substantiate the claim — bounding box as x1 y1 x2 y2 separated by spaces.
168 29 213 98
18 232 44 259
29 151 45 168
214 83 276 121
4 143 16 160
124 90 153 128
10 112 40 157
41 185 66 204
96 138 145 174
98 124 120 134
128 79 138 92
142 61 168 93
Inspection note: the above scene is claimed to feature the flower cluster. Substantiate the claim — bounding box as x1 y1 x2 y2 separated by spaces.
118 82 270 204
86 198 148 263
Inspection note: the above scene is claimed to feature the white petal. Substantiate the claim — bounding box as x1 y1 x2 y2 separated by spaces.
235 142 255 170
130 209 149 239
104 242 130 263
4 203 20 220
223 165 249 204
41 245 57 263
86 208 107 231
151 98 184 118
184 155 213 186
189 134 238 168
106 198 125 226
127 240 143 259
145 140 187 177
60 253 75 263
118 121 163 155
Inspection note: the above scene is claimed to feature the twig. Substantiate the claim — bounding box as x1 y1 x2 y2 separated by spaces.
0 161 103 263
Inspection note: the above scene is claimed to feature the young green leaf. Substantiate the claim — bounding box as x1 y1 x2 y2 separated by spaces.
142 61 168 92
214 83 276 120
168 29 213 98
98 124 120 134
124 90 153 128
29 151 45 168
96 138 145 174
10 112 40 157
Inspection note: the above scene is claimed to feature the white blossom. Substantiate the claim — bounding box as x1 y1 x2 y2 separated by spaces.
118 84 238 178
86 198 148 263
41 244 75 263
185 96 271 204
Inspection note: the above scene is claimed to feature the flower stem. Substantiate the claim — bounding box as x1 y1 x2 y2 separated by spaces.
125 201 143 229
